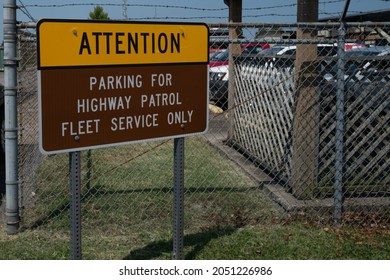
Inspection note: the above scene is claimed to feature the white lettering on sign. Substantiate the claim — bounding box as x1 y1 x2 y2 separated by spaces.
151 73 172 87
61 119 101 136
58 72 196 142
77 96 132 113
141 92 182 108
167 110 193 125
111 114 159 131
89 75 143 91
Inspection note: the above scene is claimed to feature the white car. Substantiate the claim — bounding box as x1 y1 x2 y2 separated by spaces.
209 65 229 109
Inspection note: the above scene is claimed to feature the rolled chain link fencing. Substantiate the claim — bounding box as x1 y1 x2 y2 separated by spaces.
1 21 389 257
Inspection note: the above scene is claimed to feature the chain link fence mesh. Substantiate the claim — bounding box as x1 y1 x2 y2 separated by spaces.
2 21 389 258
209 22 389 226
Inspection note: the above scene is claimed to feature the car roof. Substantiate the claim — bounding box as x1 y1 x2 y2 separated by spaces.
264 44 336 52
346 46 390 56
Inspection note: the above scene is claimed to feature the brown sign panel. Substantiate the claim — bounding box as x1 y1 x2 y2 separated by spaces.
39 64 208 154
37 20 209 154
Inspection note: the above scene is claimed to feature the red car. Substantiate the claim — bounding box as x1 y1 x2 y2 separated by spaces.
345 43 366 50
209 43 270 67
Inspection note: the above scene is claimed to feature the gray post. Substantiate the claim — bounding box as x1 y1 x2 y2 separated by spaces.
226 0 242 140
172 137 184 260
3 0 20 234
69 151 82 259
291 1 319 199
334 22 346 226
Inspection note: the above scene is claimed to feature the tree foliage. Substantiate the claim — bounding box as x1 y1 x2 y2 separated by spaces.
89 6 110 20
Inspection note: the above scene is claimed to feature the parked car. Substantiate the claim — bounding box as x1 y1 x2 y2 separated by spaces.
209 44 388 110
261 43 364 57
209 43 270 68
345 42 366 50
209 65 229 109
261 43 338 57
210 44 337 107
209 43 270 109
209 48 225 60
323 46 390 82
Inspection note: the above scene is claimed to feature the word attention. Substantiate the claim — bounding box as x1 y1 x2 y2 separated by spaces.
79 31 181 55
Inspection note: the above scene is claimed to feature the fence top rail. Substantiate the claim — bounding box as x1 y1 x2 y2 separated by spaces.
18 22 36 29
210 38 339 44
208 22 390 28
18 21 390 30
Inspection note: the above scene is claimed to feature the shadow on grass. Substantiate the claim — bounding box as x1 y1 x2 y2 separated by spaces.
25 184 260 230
123 227 238 260
26 200 70 231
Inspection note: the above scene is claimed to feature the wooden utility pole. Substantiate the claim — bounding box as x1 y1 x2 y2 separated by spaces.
291 0 319 199
224 0 242 139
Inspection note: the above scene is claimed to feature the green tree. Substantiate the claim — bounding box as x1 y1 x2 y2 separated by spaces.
89 5 110 20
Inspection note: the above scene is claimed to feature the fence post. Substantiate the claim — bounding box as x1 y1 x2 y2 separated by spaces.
291 2 319 199
226 0 242 139
334 22 346 226
3 0 20 234
172 137 185 260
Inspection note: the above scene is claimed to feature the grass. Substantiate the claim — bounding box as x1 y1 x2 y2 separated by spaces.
0 137 389 259
1 222 389 260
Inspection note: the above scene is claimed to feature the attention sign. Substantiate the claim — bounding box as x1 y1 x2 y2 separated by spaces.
37 19 209 154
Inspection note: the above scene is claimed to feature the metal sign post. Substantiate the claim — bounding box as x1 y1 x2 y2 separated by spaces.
69 151 82 260
173 137 185 260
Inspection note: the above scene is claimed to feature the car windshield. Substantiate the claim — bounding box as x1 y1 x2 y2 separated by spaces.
261 46 287 55
210 44 269 61
209 50 224 60
211 49 229 61
345 50 383 57
242 45 265 55
318 46 338 56
261 45 337 57
345 46 390 57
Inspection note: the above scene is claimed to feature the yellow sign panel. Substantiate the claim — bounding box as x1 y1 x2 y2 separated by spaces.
37 19 209 68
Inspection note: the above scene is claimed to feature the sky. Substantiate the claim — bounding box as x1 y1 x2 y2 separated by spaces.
1 0 389 40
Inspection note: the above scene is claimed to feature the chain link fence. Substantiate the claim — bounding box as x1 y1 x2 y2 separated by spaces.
1 21 389 258
209 22 390 226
